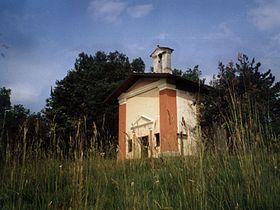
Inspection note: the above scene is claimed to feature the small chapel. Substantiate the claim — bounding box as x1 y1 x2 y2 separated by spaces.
106 46 209 159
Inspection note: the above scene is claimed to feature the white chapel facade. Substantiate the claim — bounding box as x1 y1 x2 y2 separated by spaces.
106 46 209 159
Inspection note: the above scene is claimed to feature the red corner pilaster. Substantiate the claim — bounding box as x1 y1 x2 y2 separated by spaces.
159 89 178 152
118 103 126 160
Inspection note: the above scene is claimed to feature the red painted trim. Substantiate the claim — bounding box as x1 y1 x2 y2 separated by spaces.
118 104 126 160
159 89 178 152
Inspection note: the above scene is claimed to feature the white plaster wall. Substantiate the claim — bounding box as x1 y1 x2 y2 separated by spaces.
162 53 172 73
153 58 161 73
126 88 160 134
151 48 172 73
176 90 198 155
125 88 160 158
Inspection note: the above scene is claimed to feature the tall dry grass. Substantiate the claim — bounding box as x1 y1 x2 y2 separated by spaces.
0 86 280 209
1 152 280 209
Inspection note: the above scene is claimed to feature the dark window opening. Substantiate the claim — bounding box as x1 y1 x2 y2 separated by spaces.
128 139 132 153
155 133 160 147
141 136 149 158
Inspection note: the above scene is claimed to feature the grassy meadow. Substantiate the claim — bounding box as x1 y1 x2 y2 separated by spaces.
1 86 280 210
1 150 280 210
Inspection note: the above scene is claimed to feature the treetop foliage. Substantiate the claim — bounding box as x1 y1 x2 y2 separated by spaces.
44 51 146 151
0 87 11 115
203 54 280 150
1 51 280 159
213 54 280 113
131 57 145 73
46 51 144 119
173 65 205 84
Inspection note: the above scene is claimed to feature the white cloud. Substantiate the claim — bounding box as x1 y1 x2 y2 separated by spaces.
1 56 57 110
88 0 126 22
249 0 280 30
87 1 153 22
247 1 280 80
0 43 78 111
8 83 41 105
127 4 153 18
202 23 241 43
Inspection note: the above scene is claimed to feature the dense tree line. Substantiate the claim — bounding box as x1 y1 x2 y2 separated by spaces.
202 54 280 151
0 51 145 160
0 87 48 164
44 51 145 157
1 51 280 161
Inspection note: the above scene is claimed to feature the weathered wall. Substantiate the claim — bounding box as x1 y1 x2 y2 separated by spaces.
118 77 201 159
176 90 198 155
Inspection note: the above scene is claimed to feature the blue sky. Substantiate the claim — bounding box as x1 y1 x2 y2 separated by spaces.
1 0 280 112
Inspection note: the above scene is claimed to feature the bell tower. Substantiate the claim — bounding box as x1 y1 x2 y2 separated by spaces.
150 45 174 74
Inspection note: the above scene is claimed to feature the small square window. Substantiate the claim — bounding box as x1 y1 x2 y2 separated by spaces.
128 139 132 153
155 133 160 147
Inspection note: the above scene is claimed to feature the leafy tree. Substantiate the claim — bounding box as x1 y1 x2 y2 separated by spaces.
131 57 145 73
173 65 205 84
202 54 280 150
45 51 144 156
0 87 11 165
0 87 11 115
0 88 32 163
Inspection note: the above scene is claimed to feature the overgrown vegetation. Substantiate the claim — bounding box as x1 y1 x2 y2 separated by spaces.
0 52 280 209
44 51 145 156
0 51 146 160
201 54 280 151
1 151 280 209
